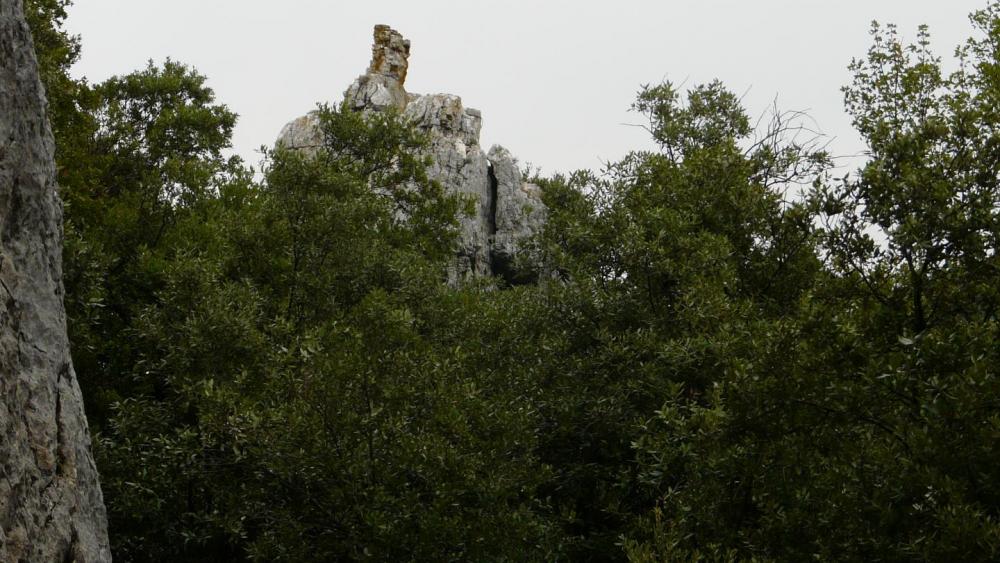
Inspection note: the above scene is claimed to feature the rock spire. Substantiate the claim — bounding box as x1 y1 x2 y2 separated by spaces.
278 25 546 282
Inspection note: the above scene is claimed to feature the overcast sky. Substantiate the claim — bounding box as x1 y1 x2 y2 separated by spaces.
66 0 988 175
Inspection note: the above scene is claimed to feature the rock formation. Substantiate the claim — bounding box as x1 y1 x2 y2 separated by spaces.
278 25 546 282
0 1 111 560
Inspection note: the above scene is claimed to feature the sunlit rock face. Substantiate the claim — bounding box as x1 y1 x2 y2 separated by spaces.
0 1 111 560
277 25 546 282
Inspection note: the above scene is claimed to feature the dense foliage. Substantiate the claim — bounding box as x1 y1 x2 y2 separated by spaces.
27 0 1000 560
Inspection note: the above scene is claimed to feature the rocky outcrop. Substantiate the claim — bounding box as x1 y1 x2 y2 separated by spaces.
0 1 111 560
488 146 547 283
278 25 545 282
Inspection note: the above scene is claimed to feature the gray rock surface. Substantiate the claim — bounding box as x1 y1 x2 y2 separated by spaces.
403 92 493 279
0 1 111 560
344 25 411 112
488 145 547 281
277 25 546 282
276 112 324 154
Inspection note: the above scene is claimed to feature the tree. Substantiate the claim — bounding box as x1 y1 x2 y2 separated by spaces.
624 4 1000 560
95 104 562 560
524 81 829 560
806 6 1000 558
61 60 244 425
43 58 250 558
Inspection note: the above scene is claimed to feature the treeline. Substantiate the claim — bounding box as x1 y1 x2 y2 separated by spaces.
27 0 1000 560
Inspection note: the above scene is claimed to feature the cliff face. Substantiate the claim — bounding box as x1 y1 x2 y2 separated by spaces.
0 1 110 560
278 25 546 282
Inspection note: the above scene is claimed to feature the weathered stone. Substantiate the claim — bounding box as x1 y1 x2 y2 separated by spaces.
488 145 547 283
344 24 410 111
0 1 111 560
276 112 324 154
404 94 481 147
277 25 547 282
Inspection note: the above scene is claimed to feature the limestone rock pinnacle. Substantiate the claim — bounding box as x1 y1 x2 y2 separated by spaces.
368 24 410 83
345 24 411 111
278 25 546 282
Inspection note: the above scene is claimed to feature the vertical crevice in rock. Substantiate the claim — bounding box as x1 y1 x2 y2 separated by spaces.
0 1 111 560
486 161 498 238
485 161 502 279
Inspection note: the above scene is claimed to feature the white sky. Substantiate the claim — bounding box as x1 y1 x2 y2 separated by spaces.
66 0 988 175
